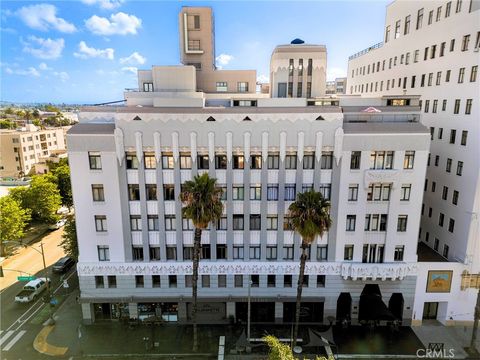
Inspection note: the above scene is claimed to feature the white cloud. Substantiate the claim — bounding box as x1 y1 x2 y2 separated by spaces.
5 66 40 77
16 4 76 33
74 41 114 60
121 66 137 74
22 36 64 59
119 51 145 65
81 0 124 10
38 62 51 70
53 71 69 82
327 67 347 82
215 53 233 69
257 74 269 83
85 12 142 36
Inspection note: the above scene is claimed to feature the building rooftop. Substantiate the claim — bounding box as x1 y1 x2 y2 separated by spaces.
417 242 448 262
79 106 343 114
67 123 115 135
343 122 429 134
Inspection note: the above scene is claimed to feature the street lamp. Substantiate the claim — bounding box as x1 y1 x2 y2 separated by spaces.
3 240 55 324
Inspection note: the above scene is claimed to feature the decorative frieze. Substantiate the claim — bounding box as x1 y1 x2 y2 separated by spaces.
341 262 418 281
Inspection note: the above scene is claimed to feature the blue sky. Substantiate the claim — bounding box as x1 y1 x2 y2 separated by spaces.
1 0 390 104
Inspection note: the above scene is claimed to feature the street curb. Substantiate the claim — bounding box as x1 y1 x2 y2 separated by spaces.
33 324 68 356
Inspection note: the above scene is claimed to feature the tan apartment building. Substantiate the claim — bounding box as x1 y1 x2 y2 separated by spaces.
0 124 67 177
178 6 256 93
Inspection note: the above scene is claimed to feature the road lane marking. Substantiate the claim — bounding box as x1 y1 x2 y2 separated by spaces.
3 330 26 351
0 330 14 346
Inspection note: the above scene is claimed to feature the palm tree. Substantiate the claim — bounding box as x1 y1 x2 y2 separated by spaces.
288 190 332 348
180 173 223 351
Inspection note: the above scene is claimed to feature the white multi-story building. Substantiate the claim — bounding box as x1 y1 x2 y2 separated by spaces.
69 7 431 325
346 0 479 325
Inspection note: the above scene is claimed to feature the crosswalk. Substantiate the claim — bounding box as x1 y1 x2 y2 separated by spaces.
0 330 27 352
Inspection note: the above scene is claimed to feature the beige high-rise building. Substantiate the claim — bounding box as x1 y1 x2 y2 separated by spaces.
178 7 256 94
270 40 327 98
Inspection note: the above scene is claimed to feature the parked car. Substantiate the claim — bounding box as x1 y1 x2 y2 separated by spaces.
49 218 67 230
15 278 50 303
52 256 75 273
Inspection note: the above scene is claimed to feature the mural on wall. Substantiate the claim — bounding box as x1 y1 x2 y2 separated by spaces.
426 270 453 293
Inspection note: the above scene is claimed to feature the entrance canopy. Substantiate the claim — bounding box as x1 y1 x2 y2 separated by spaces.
359 284 396 321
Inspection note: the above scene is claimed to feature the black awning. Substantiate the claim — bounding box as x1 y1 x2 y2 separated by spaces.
388 293 404 320
359 284 396 321
336 292 352 321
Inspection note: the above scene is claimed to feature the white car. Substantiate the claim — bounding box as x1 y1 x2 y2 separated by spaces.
15 278 50 303
49 218 67 230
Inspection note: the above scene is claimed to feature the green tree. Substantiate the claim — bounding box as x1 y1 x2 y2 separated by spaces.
32 109 40 118
4 107 14 115
180 173 223 351
60 216 78 260
288 190 332 347
10 175 61 223
52 164 72 208
0 196 31 257
263 335 331 360
0 120 15 129
32 119 42 127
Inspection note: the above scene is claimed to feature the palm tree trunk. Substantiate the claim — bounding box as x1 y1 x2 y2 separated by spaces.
191 227 202 352
293 243 307 348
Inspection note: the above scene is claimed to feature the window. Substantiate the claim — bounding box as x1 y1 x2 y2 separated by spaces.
250 155 262 169
397 215 408 232
126 154 139 169
442 100 447 112
180 155 191 169
442 186 449 200
285 155 297 169
458 67 465 83
250 246 260 259
161 155 174 169
149 246 160 260
394 246 404 261
439 213 445 227
416 8 424 29
249 214 261 230
150 275 160 288
395 20 401 38
452 190 459 205
461 131 468 146
428 10 433 24
421 74 425 87
316 275 326 288
346 215 356 231
95 215 107 232
233 215 244 230
237 82 248 92
216 217 227 230
436 72 442 86
348 184 358 201
365 214 388 231
233 246 244 260
461 34 470 51
98 245 110 261
443 245 449 258
215 155 227 169
284 184 296 201
428 73 433 86
344 245 354 260
433 99 438 113
92 184 104 202
414 50 419 62
89 152 102 170
250 186 261 200
440 42 446 57
95 276 104 288
145 184 157 201
448 218 455 233
446 2 452 16
166 246 177 260
168 275 177 288
216 82 228 92
456 0 462 12
465 99 472 114
385 25 391 42
450 129 457 144
183 246 193 260
144 154 156 169
130 215 142 231
234 275 243 287
233 155 244 169
265 245 278 260
197 155 209 170
163 185 175 201
367 184 391 201
267 275 276 287
132 246 144 261
445 158 452 172
128 184 140 201
165 215 176 231
436 6 442 21
233 186 244 200
400 184 411 201
431 181 436 192
350 151 361 169
283 245 294 260
303 154 314 169
470 65 478 82
321 152 333 169
456 161 463 176
267 185 279 201
403 151 415 169
319 184 331 200
267 216 278 230
201 275 210 288
316 245 328 261
411 75 416 88
201 244 211 259
431 45 437 59
370 151 394 169
404 15 410 34
434 238 439 251
108 275 117 288
446 70 451 82
267 154 279 169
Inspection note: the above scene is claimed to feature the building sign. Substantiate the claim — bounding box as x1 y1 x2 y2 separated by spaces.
426 270 453 293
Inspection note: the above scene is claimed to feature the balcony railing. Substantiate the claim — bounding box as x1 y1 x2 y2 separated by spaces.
348 42 384 61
